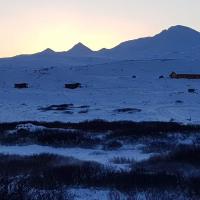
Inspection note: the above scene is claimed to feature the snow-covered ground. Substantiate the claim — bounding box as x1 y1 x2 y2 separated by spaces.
68 188 129 200
67 188 187 200
0 144 152 170
0 59 200 123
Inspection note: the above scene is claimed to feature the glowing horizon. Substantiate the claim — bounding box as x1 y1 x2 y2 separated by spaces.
1 0 200 57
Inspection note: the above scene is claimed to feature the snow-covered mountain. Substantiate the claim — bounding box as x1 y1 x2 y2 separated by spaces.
0 47 113 67
0 25 200 68
99 25 200 59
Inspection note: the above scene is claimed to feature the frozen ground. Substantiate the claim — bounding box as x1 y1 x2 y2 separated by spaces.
0 59 200 123
67 188 188 200
0 144 152 170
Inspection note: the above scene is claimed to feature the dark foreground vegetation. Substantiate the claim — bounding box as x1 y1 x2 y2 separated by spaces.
0 153 180 190
0 128 100 147
1 119 200 133
0 145 200 199
0 120 200 147
0 120 200 199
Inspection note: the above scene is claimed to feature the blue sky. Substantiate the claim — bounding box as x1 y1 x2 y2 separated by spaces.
0 0 200 57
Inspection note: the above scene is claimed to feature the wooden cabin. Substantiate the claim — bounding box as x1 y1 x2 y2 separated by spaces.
170 72 200 79
14 83 29 89
64 83 81 89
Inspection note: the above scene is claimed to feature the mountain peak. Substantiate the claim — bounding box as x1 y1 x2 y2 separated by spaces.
32 48 55 57
66 42 93 56
152 25 200 47
40 48 55 54
168 25 196 32
71 42 91 51
74 42 87 47
159 25 200 36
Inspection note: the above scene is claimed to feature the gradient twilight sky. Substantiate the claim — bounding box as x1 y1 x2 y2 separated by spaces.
0 0 200 57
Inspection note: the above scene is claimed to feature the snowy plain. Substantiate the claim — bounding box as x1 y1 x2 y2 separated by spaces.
0 59 200 123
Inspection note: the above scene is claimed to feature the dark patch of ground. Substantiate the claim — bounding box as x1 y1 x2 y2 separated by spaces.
38 104 90 114
39 104 74 111
114 108 142 114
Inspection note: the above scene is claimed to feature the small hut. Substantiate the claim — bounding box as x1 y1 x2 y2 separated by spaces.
170 72 200 79
14 83 29 89
64 83 81 89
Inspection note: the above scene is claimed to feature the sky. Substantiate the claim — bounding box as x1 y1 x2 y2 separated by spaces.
0 0 200 57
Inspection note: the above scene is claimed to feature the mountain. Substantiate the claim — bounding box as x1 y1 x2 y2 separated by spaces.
66 42 93 57
0 25 200 67
0 46 112 68
98 25 200 59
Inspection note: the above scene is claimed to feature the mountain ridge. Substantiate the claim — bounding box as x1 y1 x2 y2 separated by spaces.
1 25 200 61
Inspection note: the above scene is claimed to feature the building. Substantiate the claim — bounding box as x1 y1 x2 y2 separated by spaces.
170 72 200 79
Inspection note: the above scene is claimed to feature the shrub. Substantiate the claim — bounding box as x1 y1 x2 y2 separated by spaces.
105 141 122 150
188 89 196 93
